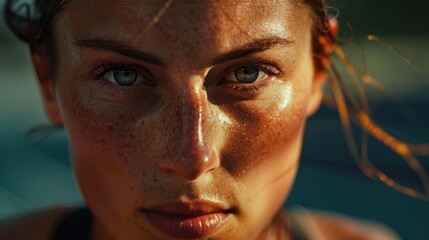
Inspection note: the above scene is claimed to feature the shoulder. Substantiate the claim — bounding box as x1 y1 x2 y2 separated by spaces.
289 208 401 240
0 206 78 240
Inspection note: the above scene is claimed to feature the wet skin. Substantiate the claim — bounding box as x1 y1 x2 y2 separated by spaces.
37 0 327 239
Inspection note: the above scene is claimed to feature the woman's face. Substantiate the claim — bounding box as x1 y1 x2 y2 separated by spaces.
40 0 324 239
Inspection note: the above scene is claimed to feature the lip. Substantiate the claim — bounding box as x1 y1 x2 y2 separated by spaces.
142 200 232 239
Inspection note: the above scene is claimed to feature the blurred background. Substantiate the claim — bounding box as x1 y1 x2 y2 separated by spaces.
1 0 429 239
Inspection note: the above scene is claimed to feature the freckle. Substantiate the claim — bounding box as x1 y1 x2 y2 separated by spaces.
153 176 159 183
283 137 289 144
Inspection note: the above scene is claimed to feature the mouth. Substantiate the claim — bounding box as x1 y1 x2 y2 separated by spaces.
141 200 233 239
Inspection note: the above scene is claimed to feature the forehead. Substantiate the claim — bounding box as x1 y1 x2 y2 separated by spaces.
64 0 301 21
57 0 311 63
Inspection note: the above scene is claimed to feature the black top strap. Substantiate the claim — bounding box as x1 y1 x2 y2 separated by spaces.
51 207 93 240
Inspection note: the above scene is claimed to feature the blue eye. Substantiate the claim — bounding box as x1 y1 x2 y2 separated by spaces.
224 65 269 84
99 66 152 86
234 66 260 83
112 68 138 86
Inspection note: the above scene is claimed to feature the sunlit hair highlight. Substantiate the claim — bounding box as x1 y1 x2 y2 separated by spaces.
326 37 429 200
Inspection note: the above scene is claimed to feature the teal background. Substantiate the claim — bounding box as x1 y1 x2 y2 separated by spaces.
1 1 429 239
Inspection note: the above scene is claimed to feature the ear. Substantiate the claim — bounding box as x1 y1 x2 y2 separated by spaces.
32 51 63 125
306 17 338 116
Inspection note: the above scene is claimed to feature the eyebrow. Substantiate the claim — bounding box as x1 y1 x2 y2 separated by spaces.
212 37 295 65
73 38 166 67
73 36 294 67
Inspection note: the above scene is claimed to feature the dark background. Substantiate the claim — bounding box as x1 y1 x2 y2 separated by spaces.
332 0 429 37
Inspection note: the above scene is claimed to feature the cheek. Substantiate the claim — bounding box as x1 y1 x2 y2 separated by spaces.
221 81 309 180
55 76 166 213
217 80 310 235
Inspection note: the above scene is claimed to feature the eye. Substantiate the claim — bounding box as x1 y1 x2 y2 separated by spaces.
100 67 152 86
104 68 139 86
224 65 269 84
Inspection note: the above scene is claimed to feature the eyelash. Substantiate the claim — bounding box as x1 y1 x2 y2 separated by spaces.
92 60 283 93
94 62 140 79
220 60 283 92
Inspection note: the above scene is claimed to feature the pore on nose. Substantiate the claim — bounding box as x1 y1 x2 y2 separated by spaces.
158 85 220 181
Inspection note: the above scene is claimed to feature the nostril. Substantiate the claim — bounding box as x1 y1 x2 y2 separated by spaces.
158 162 205 181
159 167 176 177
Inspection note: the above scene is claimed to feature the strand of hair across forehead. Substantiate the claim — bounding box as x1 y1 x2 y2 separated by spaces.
133 0 174 45
325 36 429 201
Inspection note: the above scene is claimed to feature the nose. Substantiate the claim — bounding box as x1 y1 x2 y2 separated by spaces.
158 84 220 181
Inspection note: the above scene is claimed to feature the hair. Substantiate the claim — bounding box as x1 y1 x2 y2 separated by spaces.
4 0 429 200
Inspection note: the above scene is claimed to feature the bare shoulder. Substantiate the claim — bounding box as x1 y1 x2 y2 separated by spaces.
0 206 78 240
291 209 401 240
